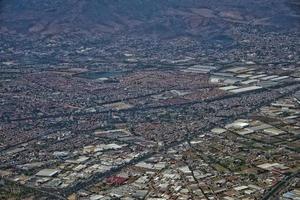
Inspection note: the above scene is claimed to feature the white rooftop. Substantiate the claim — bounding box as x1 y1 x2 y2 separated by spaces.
36 169 60 177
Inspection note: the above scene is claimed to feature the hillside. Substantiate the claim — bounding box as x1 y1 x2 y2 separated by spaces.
0 0 299 38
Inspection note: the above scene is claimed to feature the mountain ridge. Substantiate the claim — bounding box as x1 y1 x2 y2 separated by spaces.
1 0 299 38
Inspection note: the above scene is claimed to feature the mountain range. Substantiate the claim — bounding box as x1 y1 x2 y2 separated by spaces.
1 0 299 38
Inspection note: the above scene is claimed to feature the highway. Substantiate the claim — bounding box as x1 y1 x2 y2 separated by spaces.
261 172 299 200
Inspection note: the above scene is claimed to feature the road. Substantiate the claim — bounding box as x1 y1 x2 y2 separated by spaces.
261 172 299 200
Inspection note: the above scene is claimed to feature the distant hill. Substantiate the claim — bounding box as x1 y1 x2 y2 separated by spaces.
0 0 299 38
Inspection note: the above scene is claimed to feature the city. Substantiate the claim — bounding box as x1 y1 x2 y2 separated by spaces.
0 0 299 199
